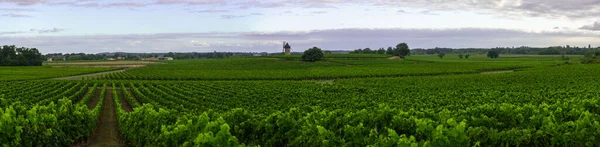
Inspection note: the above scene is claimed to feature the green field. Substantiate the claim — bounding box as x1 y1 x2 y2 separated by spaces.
95 55 563 80
0 66 116 81
2 55 600 146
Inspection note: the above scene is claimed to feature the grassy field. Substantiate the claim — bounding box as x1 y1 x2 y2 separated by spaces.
0 66 116 81
2 54 600 146
94 55 565 80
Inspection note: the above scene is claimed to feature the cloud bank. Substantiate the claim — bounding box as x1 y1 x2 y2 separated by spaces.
2 28 598 54
1 13 33 17
580 21 600 31
2 0 600 19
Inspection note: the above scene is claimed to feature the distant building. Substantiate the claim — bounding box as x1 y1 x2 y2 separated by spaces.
283 42 292 55
46 56 66 61
107 57 125 61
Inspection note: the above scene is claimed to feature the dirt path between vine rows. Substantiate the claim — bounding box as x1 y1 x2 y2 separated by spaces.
117 89 133 112
126 89 142 105
75 87 91 104
87 89 125 147
480 70 514 74
87 88 102 109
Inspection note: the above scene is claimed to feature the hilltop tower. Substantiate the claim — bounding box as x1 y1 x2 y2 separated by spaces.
283 42 292 55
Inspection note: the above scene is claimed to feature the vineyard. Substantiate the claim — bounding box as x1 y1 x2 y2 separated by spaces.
2 55 600 146
91 57 559 81
0 66 115 81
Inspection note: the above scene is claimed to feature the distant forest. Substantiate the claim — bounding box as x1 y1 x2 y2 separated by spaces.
352 45 600 55
44 45 600 62
45 52 258 61
0 45 43 66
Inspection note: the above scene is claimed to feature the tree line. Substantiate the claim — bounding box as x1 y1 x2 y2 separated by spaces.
45 52 259 61
350 43 410 58
411 45 599 55
0 45 43 66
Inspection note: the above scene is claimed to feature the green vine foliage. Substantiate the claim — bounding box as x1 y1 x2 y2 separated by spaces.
0 97 96 146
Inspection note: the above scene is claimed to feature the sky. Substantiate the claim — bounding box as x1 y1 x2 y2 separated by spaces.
1 0 600 53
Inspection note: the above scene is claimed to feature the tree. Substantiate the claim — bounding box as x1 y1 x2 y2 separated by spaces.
458 54 464 59
581 51 597 64
386 47 394 55
0 45 43 66
487 50 499 58
324 50 332 54
377 48 386 54
438 53 445 59
302 47 324 62
465 54 470 59
165 52 175 57
395 43 410 59
363 48 372 54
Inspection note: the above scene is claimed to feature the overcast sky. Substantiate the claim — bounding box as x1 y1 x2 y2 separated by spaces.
1 0 600 53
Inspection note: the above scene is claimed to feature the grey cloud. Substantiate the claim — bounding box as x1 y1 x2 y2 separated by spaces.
397 10 407 13
3 0 600 19
33 28 65 34
220 13 263 19
219 0 600 19
580 21 600 31
3 28 598 54
419 10 438 15
5 0 596 19
155 0 226 5
103 2 148 7
0 31 26 35
0 8 37 11
1 13 33 18
376 0 600 19
191 9 229 13
220 15 245 19
302 3 337 9
237 0 285 9
0 0 45 5
3 0 224 7
311 11 327 14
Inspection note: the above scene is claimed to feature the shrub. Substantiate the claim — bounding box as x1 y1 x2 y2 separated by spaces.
302 47 324 62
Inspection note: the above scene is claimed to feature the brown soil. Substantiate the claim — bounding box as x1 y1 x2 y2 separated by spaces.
481 70 514 74
75 87 91 104
118 90 133 112
87 88 102 109
86 89 125 147
387 56 401 60
307 80 335 84
126 89 142 105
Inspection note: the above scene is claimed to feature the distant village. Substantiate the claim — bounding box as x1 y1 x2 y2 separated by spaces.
44 49 353 62
45 54 174 62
